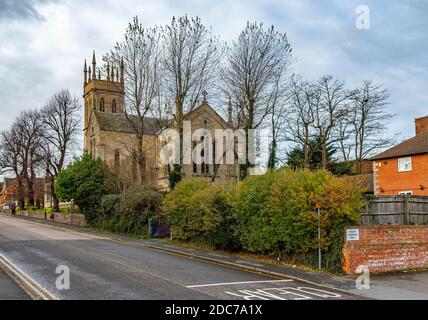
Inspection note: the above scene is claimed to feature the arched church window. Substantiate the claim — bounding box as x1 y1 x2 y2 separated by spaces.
114 150 120 168
112 100 117 113
100 98 105 112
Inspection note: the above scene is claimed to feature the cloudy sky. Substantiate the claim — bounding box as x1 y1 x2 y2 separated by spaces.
0 0 427 142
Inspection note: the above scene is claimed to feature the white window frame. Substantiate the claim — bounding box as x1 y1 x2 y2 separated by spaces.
399 191 413 196
398 157 412 172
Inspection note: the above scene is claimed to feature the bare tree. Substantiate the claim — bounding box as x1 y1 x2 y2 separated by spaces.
348 80 394 174
0 110 44 209
16 110 43 207
283 76 317 169
268 65 290 169
40 89 80 212
0 125 25 207
162 15 223 186
312 75 351 170
105 17 163 184
222 22 292 177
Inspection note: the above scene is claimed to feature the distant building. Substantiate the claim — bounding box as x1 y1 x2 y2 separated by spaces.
371 115 428 196
0 177 44 208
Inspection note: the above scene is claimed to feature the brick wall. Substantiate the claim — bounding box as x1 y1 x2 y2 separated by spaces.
343 226 428 274
12 211 86 227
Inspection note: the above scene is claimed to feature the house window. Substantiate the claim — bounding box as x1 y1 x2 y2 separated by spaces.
399 191 413 196
398 157 412 172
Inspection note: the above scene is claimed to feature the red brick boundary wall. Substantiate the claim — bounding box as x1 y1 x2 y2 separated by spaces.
8 211 87 227
343 226 428 274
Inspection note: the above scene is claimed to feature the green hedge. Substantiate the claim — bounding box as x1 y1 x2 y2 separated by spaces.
94 185 163 236
162 169 365 272
162 179 240 250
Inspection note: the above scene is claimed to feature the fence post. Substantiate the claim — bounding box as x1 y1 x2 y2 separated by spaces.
403 195 410 225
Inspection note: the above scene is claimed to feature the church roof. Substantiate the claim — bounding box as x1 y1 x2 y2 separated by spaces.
95 112 165 135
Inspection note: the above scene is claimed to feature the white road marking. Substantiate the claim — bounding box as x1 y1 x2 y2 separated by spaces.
186 279 293 288
0 253 59 300
224 286 342 300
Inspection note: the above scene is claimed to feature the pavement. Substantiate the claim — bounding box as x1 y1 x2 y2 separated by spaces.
1 214 428 300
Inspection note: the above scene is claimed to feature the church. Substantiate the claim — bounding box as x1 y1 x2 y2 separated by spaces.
83 52 240 191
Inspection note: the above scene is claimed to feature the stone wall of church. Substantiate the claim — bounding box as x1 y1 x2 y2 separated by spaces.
97 130 159 186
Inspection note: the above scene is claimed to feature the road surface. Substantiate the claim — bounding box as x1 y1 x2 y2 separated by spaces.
0 215 360 300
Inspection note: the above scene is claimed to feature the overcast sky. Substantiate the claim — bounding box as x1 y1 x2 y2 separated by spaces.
0 0 427 142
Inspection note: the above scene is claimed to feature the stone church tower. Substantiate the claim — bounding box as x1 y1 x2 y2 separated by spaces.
81 51 239 191
83 51 125 155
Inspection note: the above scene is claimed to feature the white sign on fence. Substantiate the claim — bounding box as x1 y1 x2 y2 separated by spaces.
346 229 360 241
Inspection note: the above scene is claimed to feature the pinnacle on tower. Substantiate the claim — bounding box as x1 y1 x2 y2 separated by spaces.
92 50 97 80
88 66 92 81
107 62 110 81
111 65 115 81
120 57 124 83
116 66 119 82
83 59 88 84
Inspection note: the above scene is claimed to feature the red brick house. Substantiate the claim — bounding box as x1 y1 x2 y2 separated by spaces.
371 116 428 196
0 177 45 208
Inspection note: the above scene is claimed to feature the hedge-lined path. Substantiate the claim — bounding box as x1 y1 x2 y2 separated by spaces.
0 214 365 300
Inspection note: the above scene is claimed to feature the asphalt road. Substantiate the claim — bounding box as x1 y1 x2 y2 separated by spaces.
0 215 359 300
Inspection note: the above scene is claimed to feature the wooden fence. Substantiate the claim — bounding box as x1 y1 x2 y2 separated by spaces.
361 195 428 225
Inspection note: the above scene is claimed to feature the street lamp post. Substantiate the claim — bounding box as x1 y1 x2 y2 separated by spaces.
316 204 322 270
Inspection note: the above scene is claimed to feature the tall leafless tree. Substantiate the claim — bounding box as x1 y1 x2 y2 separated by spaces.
16 110 44 207
162 15 223 186
222 22 292 177
312 75 351 170
105 17 164 184
346 80 394 174
0 125 25 207
0 110 44 208
40 89 80 212
283 76 318 169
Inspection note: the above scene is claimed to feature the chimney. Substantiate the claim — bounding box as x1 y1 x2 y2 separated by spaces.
415 115 428 135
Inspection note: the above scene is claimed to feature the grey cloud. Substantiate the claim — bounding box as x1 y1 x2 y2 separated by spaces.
0 0 59 21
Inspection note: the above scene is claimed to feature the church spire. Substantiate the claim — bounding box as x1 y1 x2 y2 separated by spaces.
92 50 97 80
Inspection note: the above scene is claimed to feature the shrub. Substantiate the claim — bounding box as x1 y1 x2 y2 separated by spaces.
234 171 279 253
235 168 365 271
162 179 239 249
95 185 163 236
55 154 106 222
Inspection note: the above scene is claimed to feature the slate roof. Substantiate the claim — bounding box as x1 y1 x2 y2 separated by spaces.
370 131 428 160
95 112 166 135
